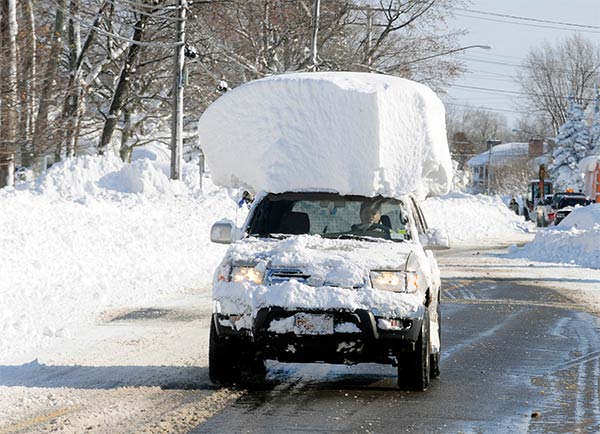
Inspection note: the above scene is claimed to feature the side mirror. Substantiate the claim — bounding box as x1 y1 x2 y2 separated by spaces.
210 219 236 244
421 228 450 251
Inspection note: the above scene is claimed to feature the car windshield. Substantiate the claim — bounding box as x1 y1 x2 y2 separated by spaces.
247 193 411 242
557 197 590 208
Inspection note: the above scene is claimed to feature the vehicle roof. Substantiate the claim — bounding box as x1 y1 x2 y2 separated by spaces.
553 191 585 196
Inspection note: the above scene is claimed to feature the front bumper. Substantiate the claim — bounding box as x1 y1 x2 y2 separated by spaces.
212 307 423 365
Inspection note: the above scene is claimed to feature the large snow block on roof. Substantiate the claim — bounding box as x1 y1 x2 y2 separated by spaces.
198 72 452 199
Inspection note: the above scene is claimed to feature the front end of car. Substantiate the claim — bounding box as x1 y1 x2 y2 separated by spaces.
211 257 426 366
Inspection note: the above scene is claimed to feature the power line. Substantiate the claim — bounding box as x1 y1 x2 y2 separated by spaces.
444 102 531 115
452 84 598 101
455 13 600 34
456 7 600 30
458 55 524 69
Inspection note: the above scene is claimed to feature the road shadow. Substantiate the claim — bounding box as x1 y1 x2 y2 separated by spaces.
0 359 212 390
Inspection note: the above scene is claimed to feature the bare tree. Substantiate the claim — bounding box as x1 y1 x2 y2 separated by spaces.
0 0 471 173
446 106 511 152
489 157 535 196
188 0 466 93
97 4 155 155
58 0 111 159
0 0 17 186
32 0 66 164
17 0 36 167
517 34 600 134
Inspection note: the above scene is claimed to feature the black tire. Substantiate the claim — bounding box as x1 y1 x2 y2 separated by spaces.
398 310 431 391
209 320 240 386
209 320 266 388
430 300 441 379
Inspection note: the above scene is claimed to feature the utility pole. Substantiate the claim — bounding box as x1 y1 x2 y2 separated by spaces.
171 0 186 180
309 0 320 71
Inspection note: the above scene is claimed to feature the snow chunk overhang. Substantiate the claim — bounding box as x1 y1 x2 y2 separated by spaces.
197 72 452 200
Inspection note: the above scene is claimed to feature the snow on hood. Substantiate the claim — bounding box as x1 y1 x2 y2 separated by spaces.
213 235 425 319
198 72 452 200
226 235 417 286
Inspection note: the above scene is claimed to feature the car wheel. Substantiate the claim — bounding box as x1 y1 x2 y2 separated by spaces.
430 301 441 379
209 320 266 388
209 320 241 386
398 310 430 391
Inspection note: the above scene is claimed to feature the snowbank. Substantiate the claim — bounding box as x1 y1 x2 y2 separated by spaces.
421 192 533 246
0 151 242 360
509 204 600 268
198 72 452 200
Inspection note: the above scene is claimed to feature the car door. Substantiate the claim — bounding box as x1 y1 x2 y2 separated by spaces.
409 197 442 298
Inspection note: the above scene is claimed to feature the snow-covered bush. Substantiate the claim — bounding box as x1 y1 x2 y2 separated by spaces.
550 97 589 191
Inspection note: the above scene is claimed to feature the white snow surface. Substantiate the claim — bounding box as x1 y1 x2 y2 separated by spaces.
198 72 452 200
422 192 533 246
0 151 242 361
509 204 600 269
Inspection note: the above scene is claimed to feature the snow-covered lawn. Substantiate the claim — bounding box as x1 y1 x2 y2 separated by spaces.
0 154 242 362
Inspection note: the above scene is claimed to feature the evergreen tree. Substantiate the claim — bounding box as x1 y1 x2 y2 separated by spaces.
591 87 600 155
550 96 590 191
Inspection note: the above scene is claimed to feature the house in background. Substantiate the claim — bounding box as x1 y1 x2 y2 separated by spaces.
467 139 548 194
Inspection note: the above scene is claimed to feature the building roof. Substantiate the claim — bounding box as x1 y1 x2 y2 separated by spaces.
467 142 548 166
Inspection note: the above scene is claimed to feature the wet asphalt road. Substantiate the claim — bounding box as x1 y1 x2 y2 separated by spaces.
192 277 600 434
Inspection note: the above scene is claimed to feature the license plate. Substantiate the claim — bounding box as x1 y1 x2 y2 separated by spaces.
293 313 334 335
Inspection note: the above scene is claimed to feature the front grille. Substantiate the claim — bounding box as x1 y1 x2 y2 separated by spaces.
265 268 311 284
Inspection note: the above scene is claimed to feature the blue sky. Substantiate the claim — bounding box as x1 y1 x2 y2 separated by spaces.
444 0 600 125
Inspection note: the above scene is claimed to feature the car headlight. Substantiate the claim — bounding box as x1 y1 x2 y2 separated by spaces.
370 270 419 293
231 266 264 284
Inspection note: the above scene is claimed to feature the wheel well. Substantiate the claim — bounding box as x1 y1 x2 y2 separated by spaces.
425 289 432 307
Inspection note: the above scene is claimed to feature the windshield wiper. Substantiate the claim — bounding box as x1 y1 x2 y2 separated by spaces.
249 233 290 240
329 233 384 242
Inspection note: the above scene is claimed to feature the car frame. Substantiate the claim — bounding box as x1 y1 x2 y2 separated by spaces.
208 191 448 391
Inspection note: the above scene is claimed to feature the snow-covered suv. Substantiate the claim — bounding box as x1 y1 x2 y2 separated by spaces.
209 191 448 391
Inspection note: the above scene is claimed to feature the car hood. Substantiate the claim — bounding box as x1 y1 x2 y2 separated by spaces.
225 234 418 288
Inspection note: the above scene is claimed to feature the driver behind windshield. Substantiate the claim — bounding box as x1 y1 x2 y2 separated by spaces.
351 202 383 231
360 202 381 225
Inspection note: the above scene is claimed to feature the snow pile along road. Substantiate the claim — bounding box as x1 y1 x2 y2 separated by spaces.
422 192 533 246
509 204 600 269
198 72 452 200
0 151 241 361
